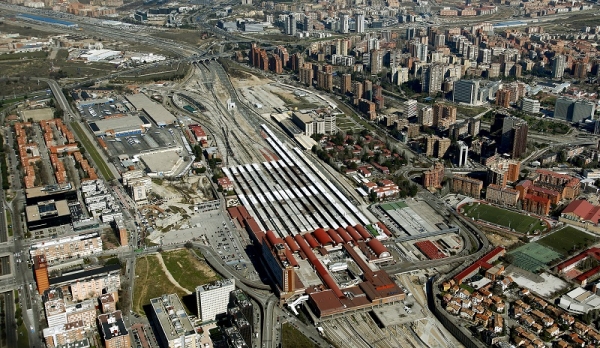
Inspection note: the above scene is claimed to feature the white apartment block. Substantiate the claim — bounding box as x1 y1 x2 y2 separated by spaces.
121 170 145 186
196 279 235 322
45 298 97 329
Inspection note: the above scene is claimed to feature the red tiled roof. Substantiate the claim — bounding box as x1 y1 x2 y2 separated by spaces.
376 222 392 237
562 200 600 224
415 240 446 260
556 247 600 272
354 225 371 240
524 194 550 204
326 229 344 245
453 247 505 284
575 265 600 283
367 239 389 257
313 228 334 246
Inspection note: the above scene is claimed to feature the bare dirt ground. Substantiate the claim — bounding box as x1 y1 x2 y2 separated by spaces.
484 230 520 248
230 73 271 88
156 253 191 294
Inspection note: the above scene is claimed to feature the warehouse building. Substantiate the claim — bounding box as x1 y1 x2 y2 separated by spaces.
136 148 184 178
126 93 177 126
88 116 151 137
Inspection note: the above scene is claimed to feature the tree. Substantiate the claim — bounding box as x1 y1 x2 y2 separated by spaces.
369 191 378 202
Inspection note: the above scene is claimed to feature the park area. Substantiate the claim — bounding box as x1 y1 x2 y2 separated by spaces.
132 249 219 315
537 226 598 256
461 203 548 235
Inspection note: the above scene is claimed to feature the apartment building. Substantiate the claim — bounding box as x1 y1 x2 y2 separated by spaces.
150 294 200 348
196 279 236 322
49 264 121 302
98 311 130 348
451 175 483 199
43 320 86 348
486 184 519 207
423 163 445 189
30 232 103 264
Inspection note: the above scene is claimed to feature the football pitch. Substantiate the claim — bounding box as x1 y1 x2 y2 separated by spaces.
537 226 598 256
462 203 547 234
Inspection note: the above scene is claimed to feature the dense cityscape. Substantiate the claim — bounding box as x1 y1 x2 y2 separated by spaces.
0 0 598 347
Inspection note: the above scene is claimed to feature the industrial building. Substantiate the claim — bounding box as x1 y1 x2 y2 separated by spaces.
196 279 236 322
126 93 177 126
225 125 402 317
88 116 151 137
136 148 185 178
223 125 369 237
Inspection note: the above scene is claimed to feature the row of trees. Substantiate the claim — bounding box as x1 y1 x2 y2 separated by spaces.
0 135 8 190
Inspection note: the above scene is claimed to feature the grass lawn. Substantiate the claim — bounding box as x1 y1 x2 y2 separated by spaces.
366 225 379 237
281 323 318 348
5 209 12 237
336 102 371 131
456 105 488 118
462 203 547 234
161 249 219 292
459 283 475 294
0 51 47 61
537 226 598 256
133 254 187 315
70 122 114 181
15 302 28 348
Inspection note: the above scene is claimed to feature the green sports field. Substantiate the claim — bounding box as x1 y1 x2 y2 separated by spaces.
508 243 562 273
462 203 547 234
537 226 598 256
380 201 408 211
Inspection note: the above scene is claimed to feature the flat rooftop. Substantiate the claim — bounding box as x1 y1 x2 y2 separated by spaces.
26 183 75 199
89 116 148 133
126 93 176 125
26 200 70 222
196 278 235 293
138 149 182 173
30 232 100 250
50 264 120 285
150 294 196 342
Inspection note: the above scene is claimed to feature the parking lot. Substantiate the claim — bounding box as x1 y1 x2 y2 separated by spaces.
159 210 261 282
74 95 131 120
103 126 182 159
